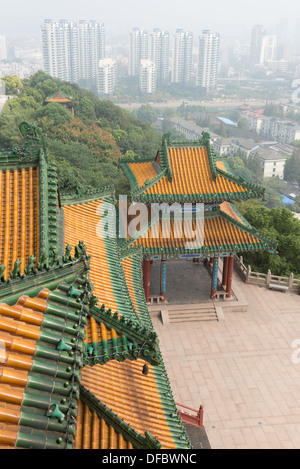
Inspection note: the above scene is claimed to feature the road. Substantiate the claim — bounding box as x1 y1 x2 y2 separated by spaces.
0 96 9 113
114 98 282 111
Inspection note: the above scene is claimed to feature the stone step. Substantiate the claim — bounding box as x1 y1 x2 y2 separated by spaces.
166 303 215 311
170 316 218 323
169 310 216 318
168 305 218 323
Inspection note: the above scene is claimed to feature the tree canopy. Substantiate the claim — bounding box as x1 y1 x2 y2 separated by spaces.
0 71 162 195
237 202 300 276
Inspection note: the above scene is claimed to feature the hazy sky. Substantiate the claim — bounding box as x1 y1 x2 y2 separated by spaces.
0 0 299 39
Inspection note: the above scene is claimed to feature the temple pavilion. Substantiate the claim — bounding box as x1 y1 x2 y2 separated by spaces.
44 90 74 115
120 133 276 303
0 122 191 449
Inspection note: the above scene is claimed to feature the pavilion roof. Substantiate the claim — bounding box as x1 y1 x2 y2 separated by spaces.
119 135 265 204
45 90 72 104
126 202 276 259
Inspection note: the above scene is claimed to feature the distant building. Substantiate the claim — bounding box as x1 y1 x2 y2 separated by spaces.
169 117 220 142
97 58 117 95
139 59 156 94
44 90 74 115
0 35 7 62
171 29 193 85
216 116 237 127
41 19 105 86
241 109 268 135
150 29 170 85
259 35 277 64
197 30 220 92
250 25 264 65
128 28 149 77
231 138 259 158
212 137 232 156
260 117 300 144
249 25 278 66
250 147 286 179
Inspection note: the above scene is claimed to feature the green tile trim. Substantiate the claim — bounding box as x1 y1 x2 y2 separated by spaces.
60 187 116 207
151 359 192 448
88 304 161 366
16 427 73 449
99 198 140 321
0 257 87 305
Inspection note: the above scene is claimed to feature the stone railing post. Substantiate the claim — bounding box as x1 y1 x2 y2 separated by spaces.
288 273 294 291
266 269 271 287
246 265 251 283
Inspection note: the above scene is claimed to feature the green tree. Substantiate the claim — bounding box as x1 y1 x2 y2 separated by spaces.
227 156 245 170
135 104 158 124
35 103 74 126
2 75 23 95
284 148 300 184
238 205 300 276
237 118 249 130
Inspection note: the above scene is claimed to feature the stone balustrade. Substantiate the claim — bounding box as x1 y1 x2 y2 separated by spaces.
234 255 300 293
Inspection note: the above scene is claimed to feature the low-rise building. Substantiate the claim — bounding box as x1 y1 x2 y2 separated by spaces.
241 109 267 135
212 137 232 156
231 138 258 158
250 146 286 179
258 117 300 144
169 117 219 142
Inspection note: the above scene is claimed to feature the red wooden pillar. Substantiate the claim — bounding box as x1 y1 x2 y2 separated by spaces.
143 258 151 303
222 257 229 288
226 256 234 299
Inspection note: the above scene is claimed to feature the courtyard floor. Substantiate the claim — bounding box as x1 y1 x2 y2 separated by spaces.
151 266 300 449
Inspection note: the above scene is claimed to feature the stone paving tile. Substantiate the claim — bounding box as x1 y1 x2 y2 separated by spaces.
152 269 300 449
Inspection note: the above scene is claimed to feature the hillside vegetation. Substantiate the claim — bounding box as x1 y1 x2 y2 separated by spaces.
0 71 162 195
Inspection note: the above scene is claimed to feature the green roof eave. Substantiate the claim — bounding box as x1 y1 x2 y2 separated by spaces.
119 161 140 193
0 257 89 306
60 187 115 207
88 303 161 366
132 189 262 204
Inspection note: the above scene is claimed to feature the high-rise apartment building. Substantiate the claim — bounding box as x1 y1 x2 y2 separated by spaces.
42 20 72 82
128 28 149 77
0 35 7 62
249 25 278 65
97 58 117 95
139 59 156 93
197 30 220 92
259 35 277 64
42 19 105 86
171 29 193 84
250 25 264 65
149 29 170 85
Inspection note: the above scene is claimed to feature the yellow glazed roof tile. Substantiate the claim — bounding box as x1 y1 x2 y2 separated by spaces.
63 198 178 449
128 147 249 198
0 168 39 278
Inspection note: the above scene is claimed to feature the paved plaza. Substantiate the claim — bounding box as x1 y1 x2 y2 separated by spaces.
151 267 300 449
